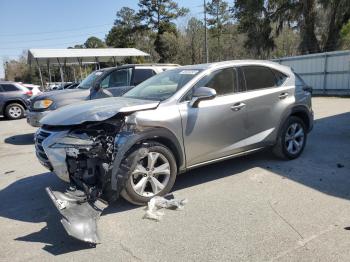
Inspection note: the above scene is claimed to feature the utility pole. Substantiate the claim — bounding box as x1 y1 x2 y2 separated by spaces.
204 0 209 63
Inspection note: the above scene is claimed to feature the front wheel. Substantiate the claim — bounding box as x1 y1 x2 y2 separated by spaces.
273 116 307 160
121 142 177 205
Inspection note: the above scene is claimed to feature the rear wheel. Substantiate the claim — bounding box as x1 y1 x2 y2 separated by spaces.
5 103 25 120
273 116 307 160
121 142 177 205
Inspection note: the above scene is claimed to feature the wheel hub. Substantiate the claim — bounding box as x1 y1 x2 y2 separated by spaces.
130 151 171 197
285 123 305 155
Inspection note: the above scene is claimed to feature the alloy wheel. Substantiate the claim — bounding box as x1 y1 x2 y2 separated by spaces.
285 123 305 155
130 151 171 197
8 106 22 119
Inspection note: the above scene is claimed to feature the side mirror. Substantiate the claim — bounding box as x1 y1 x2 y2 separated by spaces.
190 87 216 108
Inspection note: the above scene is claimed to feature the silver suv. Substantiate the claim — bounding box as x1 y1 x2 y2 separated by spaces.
35 60 313 243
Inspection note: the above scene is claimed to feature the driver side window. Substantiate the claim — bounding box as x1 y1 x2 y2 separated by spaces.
100 68 132 88
182 67 237 101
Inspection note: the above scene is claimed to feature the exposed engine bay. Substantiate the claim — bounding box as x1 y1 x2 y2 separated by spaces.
64 121 122 202
36 117 141 244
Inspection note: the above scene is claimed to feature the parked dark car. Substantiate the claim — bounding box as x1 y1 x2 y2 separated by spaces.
27 64 178 127
0 81 32 119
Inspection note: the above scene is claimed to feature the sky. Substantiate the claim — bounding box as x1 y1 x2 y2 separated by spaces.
0 0 204 79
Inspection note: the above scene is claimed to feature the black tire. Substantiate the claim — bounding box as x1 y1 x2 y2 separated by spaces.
273 116 307 160
121 141 177 205
5 103 25 120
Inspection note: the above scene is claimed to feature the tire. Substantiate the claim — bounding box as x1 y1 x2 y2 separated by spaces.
273 116 307 160
121 141 177 205
5 103 25 120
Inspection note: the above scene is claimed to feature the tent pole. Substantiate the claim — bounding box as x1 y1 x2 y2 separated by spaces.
77 58 83 80
47 60 52 89
113 56 117 66
36 58 44 89
57 58 64 84
73 67 77 82
95 57 100 70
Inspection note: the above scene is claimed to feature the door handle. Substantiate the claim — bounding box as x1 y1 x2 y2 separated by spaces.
231 102 246 111
278 92 289 99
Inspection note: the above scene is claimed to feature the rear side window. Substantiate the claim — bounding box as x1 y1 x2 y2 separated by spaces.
133 69 156 86
272 69 288 86
194 68 237 96
0 84 19 92
242 66 276 91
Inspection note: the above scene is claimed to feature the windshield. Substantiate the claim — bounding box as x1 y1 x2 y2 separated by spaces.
123 68 202 101
78 71 104 89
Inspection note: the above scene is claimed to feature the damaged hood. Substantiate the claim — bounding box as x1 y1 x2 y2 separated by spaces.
40 97 160 126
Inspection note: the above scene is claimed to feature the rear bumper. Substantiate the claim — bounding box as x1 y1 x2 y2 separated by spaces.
27 110 50 127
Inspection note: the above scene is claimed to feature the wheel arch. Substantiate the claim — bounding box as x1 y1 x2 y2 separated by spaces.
110 127 186 194
4 99 27 110
276 105 312 143
290 106 312 132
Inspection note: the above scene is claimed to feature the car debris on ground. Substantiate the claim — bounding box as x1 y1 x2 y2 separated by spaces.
143 194 188 221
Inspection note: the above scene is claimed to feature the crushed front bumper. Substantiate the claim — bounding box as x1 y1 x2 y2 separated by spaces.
35 129 70 182
27 110 50 127
46 187 107 243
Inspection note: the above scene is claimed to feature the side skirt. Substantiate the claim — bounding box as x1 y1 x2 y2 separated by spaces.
186 147 265 170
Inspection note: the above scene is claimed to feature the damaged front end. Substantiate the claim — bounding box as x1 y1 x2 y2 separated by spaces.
35 119 130 243
33 97 161 243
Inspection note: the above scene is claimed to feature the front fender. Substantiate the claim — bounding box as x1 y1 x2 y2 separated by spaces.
110 127 185 193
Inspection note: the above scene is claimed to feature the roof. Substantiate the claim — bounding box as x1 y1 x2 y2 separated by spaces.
93 63 180 72
28 48 150 65
179 60 292 74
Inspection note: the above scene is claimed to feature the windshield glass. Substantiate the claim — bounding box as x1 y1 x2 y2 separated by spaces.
78 71 104 89
123 68 202 101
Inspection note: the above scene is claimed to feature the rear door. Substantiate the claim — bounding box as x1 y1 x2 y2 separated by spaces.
240 65 292 146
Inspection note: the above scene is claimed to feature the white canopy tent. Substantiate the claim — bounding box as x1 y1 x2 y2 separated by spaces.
27 48 150 87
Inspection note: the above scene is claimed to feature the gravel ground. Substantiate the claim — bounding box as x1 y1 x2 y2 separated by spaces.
0 97 349 262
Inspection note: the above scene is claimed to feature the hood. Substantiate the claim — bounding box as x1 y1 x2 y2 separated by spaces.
31 89 90 109
40 97 160 126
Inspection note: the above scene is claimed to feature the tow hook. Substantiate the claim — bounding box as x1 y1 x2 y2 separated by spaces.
46 187 108 244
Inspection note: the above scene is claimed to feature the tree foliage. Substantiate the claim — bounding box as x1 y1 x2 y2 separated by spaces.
84 36 106 48
234 0 275 58
6 0 350 82
137 0 189 62
206 0 231 60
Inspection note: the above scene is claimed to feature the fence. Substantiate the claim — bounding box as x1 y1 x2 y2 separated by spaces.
273 50 350 95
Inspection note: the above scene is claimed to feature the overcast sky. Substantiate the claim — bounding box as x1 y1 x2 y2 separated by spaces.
0 0 204 79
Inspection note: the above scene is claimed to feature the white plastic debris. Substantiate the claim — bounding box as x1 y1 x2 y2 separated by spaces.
143 195 188 221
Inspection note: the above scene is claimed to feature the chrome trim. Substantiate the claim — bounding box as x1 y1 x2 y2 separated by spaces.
187 147 264 169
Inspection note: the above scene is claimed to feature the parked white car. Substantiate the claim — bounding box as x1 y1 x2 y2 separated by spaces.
22 84 42 96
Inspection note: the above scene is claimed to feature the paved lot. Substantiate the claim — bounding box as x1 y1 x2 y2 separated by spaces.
0 97 349 262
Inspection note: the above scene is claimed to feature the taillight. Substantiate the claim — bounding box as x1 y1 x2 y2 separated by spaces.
302 85 313 94
26 90 33 96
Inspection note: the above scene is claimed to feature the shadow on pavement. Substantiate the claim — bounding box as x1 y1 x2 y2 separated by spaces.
4 133 35 145
0 172 137 255
0 112 348 255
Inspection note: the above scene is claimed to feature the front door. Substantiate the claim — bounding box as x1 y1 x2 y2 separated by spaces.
178 67 248 167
